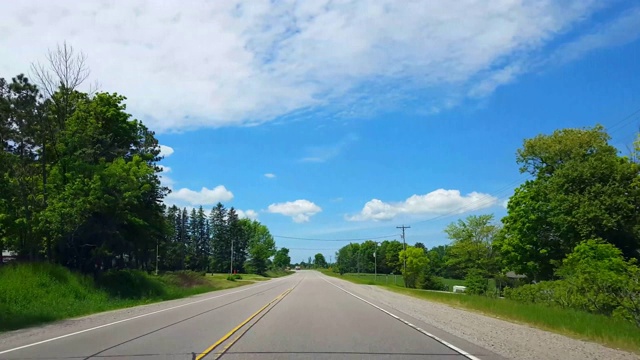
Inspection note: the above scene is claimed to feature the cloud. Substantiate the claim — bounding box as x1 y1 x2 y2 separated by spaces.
347 189 498 222
237 209 259 220
0 1 622 131
301 133 358 163
158 165 174 187
264 173 276 179
165 186 234 206
549 6 640 65
268 199 322 223
159 145 174 157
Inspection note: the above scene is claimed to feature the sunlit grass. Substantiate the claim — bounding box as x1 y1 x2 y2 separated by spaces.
0 263 251 332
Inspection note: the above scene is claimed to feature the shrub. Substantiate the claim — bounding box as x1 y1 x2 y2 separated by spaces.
464 268 488 295
419 274 447 291
97 270 166 299
505 240 640 327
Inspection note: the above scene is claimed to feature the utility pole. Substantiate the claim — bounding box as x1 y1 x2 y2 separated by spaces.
396 225 410 285
374 242 378 282
155 238 159 276
229 237 234 276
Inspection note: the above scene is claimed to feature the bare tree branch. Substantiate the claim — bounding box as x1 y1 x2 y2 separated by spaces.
30 41 91 98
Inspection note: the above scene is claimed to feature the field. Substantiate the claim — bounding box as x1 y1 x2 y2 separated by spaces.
0 263 283 332
321 270 640 353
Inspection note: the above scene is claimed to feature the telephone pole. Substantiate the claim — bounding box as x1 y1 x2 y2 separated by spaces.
396 225 410 285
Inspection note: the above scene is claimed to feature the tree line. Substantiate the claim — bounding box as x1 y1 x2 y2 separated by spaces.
335 125 640 326
0 44 282 276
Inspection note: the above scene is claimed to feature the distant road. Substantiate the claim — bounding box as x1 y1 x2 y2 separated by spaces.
0 271 504 359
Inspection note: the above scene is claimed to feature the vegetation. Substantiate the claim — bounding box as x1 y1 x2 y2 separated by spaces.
0 44 289 332
332 125 640 332
0 263 260 332
0 44 281 277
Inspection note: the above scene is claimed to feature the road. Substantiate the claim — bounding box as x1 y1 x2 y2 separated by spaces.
0 271 505 360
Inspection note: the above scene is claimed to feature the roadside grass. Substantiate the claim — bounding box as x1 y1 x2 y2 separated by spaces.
334 273 498 292
0 263 257 332
320 270 640 353
264 269 295 278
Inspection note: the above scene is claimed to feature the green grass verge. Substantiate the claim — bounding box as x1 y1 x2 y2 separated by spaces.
320 270 640 353
264 269 295 278
0 263 258 332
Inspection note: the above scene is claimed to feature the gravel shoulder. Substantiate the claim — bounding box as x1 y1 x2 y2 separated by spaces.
331 276 640 360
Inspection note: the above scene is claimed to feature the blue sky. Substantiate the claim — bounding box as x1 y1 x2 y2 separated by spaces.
1 1 639 263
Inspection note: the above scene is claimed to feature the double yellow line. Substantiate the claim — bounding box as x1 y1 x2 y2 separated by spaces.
195 288 292 360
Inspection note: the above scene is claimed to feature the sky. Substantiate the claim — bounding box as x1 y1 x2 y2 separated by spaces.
1 0 639 264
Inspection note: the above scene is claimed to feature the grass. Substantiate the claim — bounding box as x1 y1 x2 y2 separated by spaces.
0 263 264 332
320 270 640 353
264 269 295 278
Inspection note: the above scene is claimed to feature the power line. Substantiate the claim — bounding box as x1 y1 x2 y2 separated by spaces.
272 234 399 242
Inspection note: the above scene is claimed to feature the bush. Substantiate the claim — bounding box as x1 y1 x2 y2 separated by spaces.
419 274 447 291
464 269 488 295
97 270 167 299
505 240 640 327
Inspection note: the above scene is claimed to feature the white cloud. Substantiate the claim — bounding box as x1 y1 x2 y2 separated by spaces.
0 1 622 131
264 173 276 179
165 186 234 206
158 165 174 187
159 145 174 158
268 199 322 223
348 189 498 222
502 199 510 209
237 209 259 220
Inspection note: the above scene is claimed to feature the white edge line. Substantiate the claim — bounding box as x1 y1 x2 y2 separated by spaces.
320 276 482 360
0 277 285 355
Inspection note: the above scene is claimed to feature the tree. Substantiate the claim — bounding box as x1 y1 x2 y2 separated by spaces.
241 219 276 275
273 248 291 269
336 243 360 274
445 214 500 278
227 207 246 272
427 245 452 277
399 246 429 288
414 242 426 252
384 240 404 274
314 253 327 268
496 126 640 280
210 203 228 273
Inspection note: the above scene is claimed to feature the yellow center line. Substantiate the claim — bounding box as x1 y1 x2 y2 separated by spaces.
213 288 293 359
195 288 292 360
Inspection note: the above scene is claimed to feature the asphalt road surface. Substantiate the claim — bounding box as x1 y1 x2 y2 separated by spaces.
0 271 505 360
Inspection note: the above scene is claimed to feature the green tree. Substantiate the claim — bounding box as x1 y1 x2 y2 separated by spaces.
241 219 276 275
399 246 429 288
384 240 404 274
210 203 228 273
336 242 360 274
314 253 327 268
227 207 246 272
273 248 291 269
496 126 640 280
445 214 500 278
